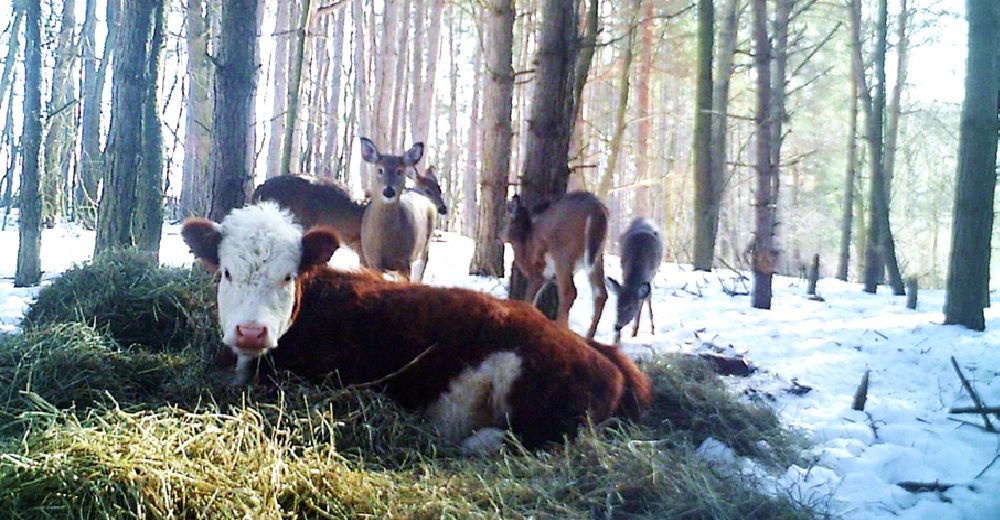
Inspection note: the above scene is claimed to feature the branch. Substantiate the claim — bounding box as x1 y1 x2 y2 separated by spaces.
951 356 995 432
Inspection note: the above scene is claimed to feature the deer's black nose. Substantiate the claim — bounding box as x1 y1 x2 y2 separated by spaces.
383 186 396 198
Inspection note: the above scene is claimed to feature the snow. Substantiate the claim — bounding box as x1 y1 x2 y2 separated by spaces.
1 217 999 519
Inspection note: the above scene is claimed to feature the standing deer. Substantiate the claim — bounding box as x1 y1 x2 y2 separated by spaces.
504 191 609 339
360 138 438 282
252 169 447 255
607 217 663 344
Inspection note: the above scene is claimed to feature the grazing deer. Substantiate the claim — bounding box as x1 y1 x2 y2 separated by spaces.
607 217 663 344
252 170 448 255
504 191 609 339
360 138 438 282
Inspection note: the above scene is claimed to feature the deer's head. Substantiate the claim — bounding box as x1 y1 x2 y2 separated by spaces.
360 137 424 202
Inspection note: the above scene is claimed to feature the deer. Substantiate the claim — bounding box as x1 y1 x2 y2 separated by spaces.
504 191 609 339
252 167 447 256
606 217 663 344
360 137 438 282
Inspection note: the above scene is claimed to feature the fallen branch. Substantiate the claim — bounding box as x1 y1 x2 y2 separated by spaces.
897 481 953 493
949 406 1000 415
950 356 995 432
852 369 870 411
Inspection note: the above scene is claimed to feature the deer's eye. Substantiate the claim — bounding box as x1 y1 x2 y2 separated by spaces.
223 269 232 282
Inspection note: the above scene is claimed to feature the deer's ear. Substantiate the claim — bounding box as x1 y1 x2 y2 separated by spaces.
422 165 438 182
360 137 379 163
606 277 621 293
300 227 341 271
404 142 425 166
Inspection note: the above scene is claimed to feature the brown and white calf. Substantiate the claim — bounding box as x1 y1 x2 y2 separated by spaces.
252 169 448 255
181 202 651 453
504 192 609 339
607 217 664 344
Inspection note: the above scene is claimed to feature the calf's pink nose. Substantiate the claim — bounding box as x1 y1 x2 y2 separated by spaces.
235 324 269 350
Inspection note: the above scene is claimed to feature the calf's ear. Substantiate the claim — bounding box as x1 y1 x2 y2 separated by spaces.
181 218 222 271
300 226 341 271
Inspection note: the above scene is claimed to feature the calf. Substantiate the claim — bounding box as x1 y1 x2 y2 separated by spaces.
181 203 651 453
607 217 664 344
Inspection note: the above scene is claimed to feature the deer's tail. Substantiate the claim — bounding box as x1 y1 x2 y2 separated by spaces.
588 340 652 421
585 208 609 267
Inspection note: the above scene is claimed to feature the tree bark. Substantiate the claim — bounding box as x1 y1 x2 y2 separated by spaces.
692 0 715 271
181 0 212 218
208 0 259 221
95 0 166 258
943 0 999 331
750 0 774 309
266 1 291 179
838 49 859 281
15 0 43 287
471 0 513 277
78 0 115 228
41 0 77 228
280 0 313 177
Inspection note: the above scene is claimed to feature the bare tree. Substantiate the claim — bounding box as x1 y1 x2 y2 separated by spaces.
77 0 116 228
280 0 313 177
95 0 167 258
41 0 77 227
943 0 999 331
15 0 42 287
470 0 513 277
750 0 775 309
180 0 212 217
692 0 715 271
208 0 260 221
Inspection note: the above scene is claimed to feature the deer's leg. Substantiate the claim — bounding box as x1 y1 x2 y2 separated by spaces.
645 296 655 335
524 276 545 305
554 265 577 331
631 307 642 338
585 256 608 339
410 258 426 283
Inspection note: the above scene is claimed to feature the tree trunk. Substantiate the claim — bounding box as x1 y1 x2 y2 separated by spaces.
323 9 345 179
414 0 444 143
352 0 370 188
750 0 774 310
692 0 715 271
41 0 77 228
837 50 859 281
266 1 291 179
769 0 789 273
596 0 640 201
943 0 999 331
861 0 905 295
95 0 166 258
471 0 513 277
280 0 312 177
373 0 400 148
15 0 43 287
181 0 212 218
636 1 655 211
464 25 482 232
883 0 910 190
510 0 579 307
78 0 115 228
208 0 259 221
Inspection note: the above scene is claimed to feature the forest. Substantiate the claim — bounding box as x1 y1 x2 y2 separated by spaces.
0 0 996 327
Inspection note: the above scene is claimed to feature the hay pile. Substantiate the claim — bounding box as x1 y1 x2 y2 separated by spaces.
0 251 822 519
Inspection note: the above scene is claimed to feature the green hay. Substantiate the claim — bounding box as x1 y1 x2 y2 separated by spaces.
22 249 221 359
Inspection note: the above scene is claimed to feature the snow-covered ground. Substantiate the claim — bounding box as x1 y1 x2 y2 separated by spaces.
1 218 998 519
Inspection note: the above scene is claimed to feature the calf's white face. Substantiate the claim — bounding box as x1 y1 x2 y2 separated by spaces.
182 203 339 383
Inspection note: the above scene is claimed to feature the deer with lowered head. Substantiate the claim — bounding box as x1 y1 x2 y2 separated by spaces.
252 168 447 256
360 137 438 282
607 217 663 344
504 191 609 339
